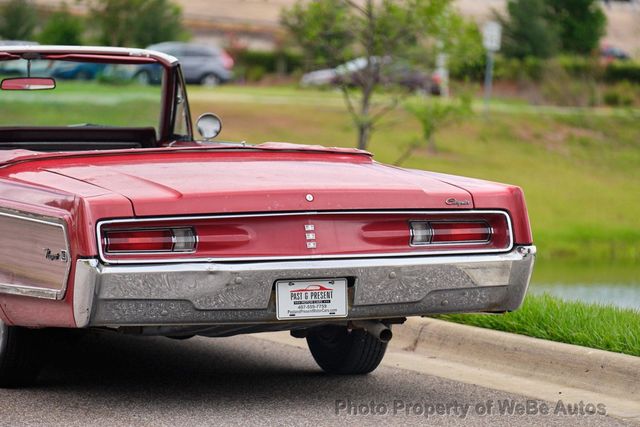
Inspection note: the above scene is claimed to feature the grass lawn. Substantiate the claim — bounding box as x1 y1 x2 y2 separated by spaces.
437 293 640 357
189 85 640 263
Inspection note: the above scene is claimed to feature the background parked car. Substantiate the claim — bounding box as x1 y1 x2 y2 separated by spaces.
48 62 107 80
144 42 234 86
600 44 631 64
301 57 441 95
0 40 39 46
0 59 107 81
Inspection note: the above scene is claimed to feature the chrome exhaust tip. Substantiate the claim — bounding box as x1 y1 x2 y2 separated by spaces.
351 320 393 343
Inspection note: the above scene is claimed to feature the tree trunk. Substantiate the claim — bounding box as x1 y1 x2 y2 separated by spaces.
393 144 414 166
427 133 437 154
357 124 371 150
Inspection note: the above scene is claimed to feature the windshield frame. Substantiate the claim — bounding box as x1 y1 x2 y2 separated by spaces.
0 46 192 145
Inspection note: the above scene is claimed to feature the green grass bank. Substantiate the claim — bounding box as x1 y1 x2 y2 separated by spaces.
437 293 640 357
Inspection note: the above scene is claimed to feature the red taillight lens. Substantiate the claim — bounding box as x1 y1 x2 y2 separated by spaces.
104 228 196 253
410 221 491 245
431 222 491 243
221 51 234 70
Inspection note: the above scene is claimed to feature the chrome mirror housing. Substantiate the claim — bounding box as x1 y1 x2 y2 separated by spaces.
196 113 222 140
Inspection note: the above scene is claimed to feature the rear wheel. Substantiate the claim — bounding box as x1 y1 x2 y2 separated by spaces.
306 325 388 375
200 73 221 87
0 319 43 388
76 70 92 80
135 70 151 85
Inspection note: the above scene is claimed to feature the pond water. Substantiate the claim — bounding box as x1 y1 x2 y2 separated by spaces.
528 259 640 311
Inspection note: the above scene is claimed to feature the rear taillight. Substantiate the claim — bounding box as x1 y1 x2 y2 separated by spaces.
104 228 196 253
221 51 234 70
410 221 491 245
98 211 512 263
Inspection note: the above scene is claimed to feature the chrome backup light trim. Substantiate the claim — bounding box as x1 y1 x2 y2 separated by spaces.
172 227 197 252
96 210 514 265
409 220 493 247
0 209 70 300
408 221 432 245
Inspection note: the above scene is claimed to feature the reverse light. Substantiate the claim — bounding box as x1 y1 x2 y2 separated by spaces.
410 221 491 245
104 228 196 253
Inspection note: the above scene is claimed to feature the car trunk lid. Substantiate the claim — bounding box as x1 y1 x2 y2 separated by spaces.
15 148 474 216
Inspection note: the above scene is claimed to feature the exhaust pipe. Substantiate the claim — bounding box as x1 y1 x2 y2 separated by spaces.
351 320 392 343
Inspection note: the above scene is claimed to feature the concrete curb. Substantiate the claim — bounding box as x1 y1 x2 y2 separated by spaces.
391 318 640 403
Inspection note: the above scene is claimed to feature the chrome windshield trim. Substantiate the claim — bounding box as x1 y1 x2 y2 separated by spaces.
96 210 513 265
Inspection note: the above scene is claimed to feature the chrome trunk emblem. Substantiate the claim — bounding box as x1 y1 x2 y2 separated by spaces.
44 248 68 262
305 224 317 249
445 198 470 206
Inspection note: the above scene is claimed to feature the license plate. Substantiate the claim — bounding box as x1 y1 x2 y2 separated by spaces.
276 279 348 320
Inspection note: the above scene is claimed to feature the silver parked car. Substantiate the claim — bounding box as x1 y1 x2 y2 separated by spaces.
146 42 234 86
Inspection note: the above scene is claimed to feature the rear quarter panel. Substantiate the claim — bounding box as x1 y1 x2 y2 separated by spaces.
419 171 533 244
0 177 132 327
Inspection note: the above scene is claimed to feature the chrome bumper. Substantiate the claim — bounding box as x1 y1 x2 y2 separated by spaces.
73 246 536 328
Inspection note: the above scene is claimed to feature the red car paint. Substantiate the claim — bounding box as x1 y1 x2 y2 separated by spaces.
0 47 533 329
0 144 532 328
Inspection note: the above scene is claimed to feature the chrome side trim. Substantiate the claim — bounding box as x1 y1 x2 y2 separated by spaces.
96 210 514 265
0 209 71 300
0 283 61 299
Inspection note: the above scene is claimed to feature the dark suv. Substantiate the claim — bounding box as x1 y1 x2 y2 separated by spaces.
143 42 234 86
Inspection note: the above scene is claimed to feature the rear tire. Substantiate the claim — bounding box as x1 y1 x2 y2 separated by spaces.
135 70 151 85
200 73 221 87
306 325 388 375
0 319 43 388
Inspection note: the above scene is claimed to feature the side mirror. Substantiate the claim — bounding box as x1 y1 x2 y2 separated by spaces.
1 77 56 91
196 113 222 140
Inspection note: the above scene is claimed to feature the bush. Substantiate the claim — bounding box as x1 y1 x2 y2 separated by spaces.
0 0 36 40
492 56 544 82
450 55 639 86
604 61 640 84
233 50 303 77
556 55 602 79
540 61 599 106
245 65 267 82
449 58 485 81
38 6 84 45
603 81 637 107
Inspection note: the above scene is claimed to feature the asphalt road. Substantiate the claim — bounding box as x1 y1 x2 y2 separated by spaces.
0 331 634 427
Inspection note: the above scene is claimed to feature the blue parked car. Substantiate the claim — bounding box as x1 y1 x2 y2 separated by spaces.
49 62 106 80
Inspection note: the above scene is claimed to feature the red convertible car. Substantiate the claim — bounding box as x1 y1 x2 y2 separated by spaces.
0 46 535 387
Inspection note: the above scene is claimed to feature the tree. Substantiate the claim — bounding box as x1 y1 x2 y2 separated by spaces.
281 0 354 69
129 0 186 48
498 0 560 59
89 0 187 47
395 93 472 165
0 0 37 41
546 0 606 55
38 5 84 45
499 0 606 58
283 0 460 150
